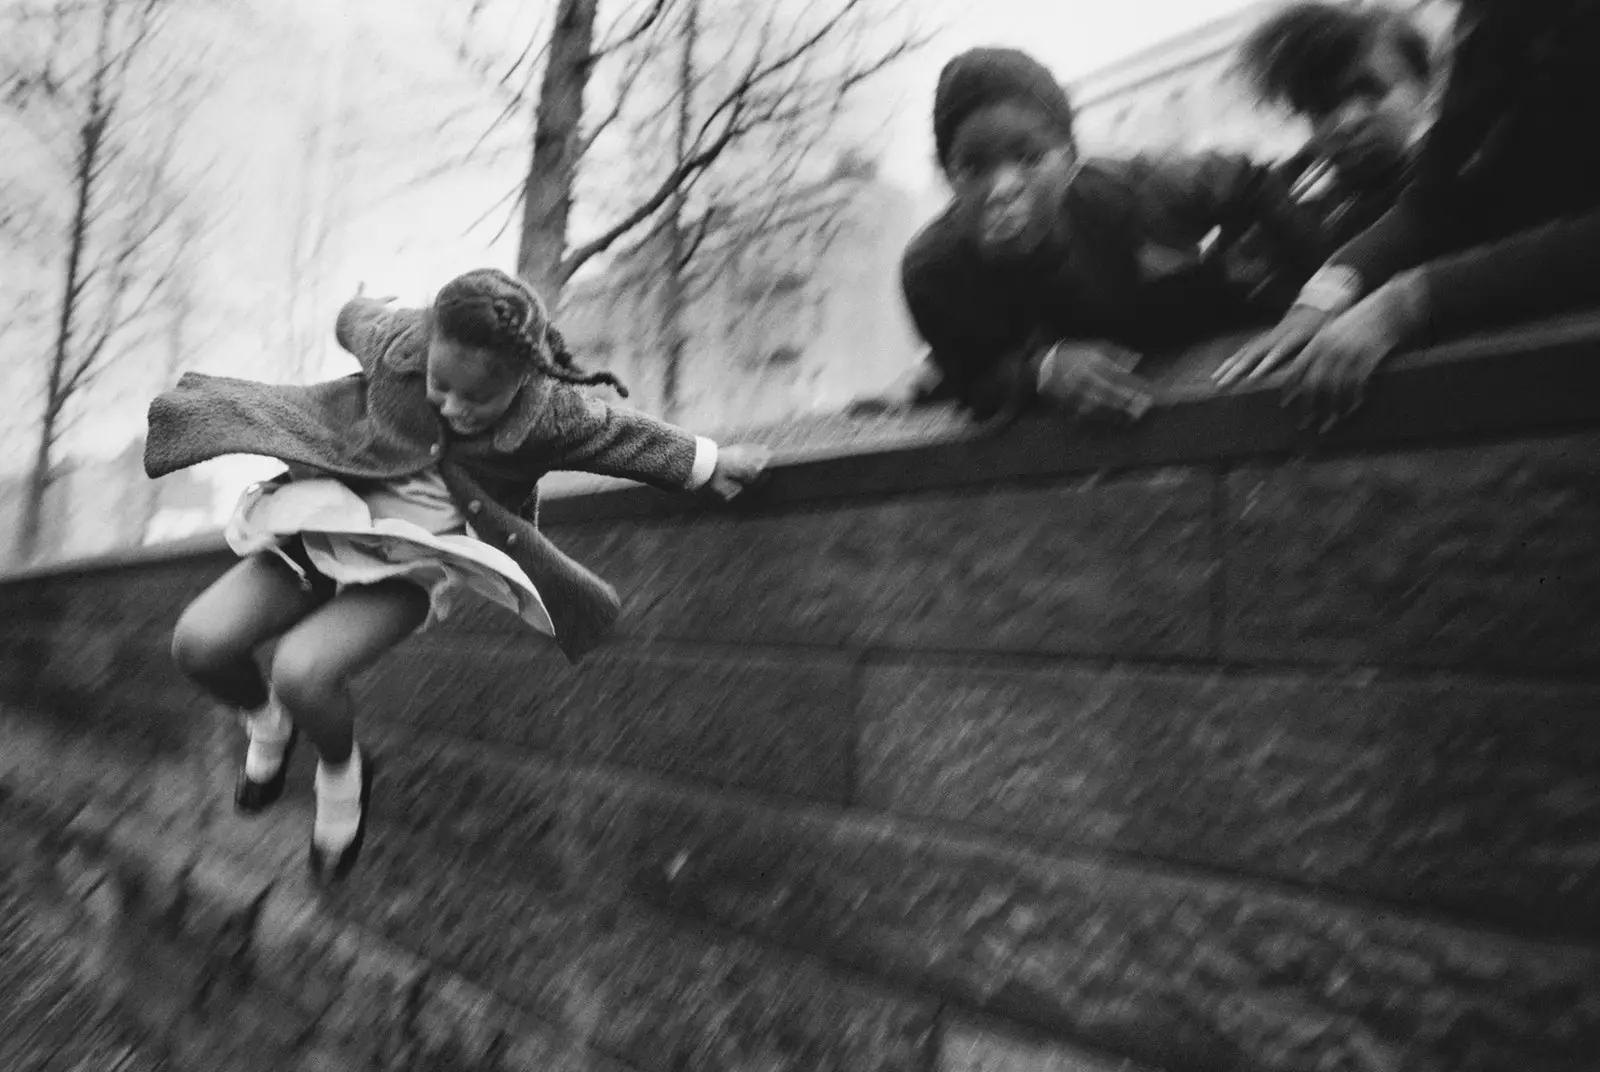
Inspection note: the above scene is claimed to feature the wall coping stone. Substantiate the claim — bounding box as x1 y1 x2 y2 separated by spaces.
6 311 1598 584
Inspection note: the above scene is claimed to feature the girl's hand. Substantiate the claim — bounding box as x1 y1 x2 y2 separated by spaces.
706 444 771 501
1280 271 1430 431
1214 305 1335 387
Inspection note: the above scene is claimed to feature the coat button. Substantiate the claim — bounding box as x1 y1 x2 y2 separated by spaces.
467 500 482 515
505 533 518 546
429 443 441 456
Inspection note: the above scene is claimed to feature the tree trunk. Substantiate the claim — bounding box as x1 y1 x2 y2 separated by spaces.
18 0 112 564
518 0 600 308
659 0 699 421
137 222 197 544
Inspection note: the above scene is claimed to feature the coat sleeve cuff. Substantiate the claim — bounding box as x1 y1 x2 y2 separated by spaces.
689 436 719 489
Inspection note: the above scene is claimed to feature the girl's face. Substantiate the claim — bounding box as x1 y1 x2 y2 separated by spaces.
945 101 1078 263
1309 35 1430 182
425 332 524 437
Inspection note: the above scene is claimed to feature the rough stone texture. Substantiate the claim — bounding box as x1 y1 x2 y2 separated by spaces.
358 637 858 801
323 824 940 1072
3 553 229 636
0 800 328 1072
860 660 1600 938
1225 434 1600 672
0 739 649 1072
354 634 569 752
543 470 1215 657
0 616 209 756
940 1022 1155 1072
368 731 1600 1072
0 856 172 1072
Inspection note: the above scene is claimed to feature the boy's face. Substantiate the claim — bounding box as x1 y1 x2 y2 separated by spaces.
1309 34 1430 183
945 102 1079 264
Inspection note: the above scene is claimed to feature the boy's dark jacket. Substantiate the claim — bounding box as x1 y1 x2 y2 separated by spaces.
145 297 708 663
901 152 1327 417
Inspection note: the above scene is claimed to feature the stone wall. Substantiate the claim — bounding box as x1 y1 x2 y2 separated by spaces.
2 317 1598 1072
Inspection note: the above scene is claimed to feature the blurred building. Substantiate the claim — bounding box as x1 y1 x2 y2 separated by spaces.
557 160 930 430
1070 0 1459 160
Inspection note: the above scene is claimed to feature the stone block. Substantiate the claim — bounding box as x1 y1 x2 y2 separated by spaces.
319 821 938 1072
363 639 857 801
101 812 198 913
1225 435 1600 671
5 554 230 636
316 934 427 1059
367 732 1600 1072
860 660 1600 937
251 885 356 1011
412 974 505 1066
549 470 1215 657
940 1021 1153 1072
182 852 273 955
354 633 566 751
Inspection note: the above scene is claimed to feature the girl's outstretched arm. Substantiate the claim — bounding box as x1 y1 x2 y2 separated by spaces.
542 385 766 499
334 292 427 376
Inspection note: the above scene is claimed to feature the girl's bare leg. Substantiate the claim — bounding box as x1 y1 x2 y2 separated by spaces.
268 580 429 764
270 579 428 863
171 554 329 710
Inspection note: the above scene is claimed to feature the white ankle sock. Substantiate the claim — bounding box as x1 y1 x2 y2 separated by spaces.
243 697 294 781
313 746 364 853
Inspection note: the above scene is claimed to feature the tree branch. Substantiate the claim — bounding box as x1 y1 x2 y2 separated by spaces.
560 95 744 279
576 32 658 159
593 0 678 58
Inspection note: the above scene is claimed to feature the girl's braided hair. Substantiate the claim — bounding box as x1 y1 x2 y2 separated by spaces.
431 267 629 397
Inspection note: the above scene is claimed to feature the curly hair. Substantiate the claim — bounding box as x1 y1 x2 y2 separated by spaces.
431 268 629 397
1237 2 1432 118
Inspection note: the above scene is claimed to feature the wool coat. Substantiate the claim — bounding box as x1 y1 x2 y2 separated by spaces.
145 296 714 663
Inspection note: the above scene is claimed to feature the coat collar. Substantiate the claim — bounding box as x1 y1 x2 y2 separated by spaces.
490 375 557 452
382 317 558 454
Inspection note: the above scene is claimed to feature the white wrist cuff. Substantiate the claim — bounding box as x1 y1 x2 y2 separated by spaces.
1296 265 1363 314
689 436 718 489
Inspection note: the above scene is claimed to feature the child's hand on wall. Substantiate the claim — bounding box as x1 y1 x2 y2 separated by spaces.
706 445 771 501
1035 341 1155 423
1214 305 1335 387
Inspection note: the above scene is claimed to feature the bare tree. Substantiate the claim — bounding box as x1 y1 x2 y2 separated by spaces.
2 0 203 562
637 0 917 415
278 40 350 383
656 0 700 418
133 209 204 541
446 0 923 312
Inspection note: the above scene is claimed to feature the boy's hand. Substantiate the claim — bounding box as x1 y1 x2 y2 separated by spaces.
706 444 771 501
1036 340 1155 423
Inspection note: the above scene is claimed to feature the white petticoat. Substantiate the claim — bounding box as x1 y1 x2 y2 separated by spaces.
224 478 555 637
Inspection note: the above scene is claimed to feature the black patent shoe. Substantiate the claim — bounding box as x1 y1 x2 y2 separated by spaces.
308 754 376 884
234 729 299 814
